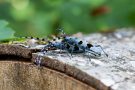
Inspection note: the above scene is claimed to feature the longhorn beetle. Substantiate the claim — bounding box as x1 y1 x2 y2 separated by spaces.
35 29 108 65
57 29 108 57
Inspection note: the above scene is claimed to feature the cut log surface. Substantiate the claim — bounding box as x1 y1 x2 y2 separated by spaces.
0 44 38 58
0 28 135 90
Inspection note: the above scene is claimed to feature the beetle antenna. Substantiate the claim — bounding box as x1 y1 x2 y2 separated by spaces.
96 45 108 57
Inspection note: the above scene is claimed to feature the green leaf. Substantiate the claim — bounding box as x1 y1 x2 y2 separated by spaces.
0 20 15 41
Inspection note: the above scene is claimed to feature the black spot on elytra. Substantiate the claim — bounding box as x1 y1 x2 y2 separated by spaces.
66 44 70 49
42 38 45 41
87 44 93 48
36 37 39 40
74 45 79 51
58 37 61 39
63 36 66 39
78 41 83 44
53 39 56 41
30 36 33 39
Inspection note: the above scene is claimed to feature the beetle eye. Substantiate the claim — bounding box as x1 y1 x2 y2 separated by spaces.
87 44 93 48
78 41 83 44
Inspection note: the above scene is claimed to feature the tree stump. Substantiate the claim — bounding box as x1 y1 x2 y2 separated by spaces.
0 28 135 90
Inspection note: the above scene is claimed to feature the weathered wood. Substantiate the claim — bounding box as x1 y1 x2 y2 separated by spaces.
0 44 96 90
0 28 135 90
0 44 37 59
32 54 109 90
31 29 135 90
0 61 95 90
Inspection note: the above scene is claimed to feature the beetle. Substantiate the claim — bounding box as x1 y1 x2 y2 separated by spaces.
35 29 108 65
57 29 108 57
61 36 108 57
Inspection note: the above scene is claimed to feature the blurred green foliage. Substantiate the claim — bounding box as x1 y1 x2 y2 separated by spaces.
0 20 15 41
0 0 135 38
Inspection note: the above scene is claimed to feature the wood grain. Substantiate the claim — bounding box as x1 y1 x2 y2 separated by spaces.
0 61 95 90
